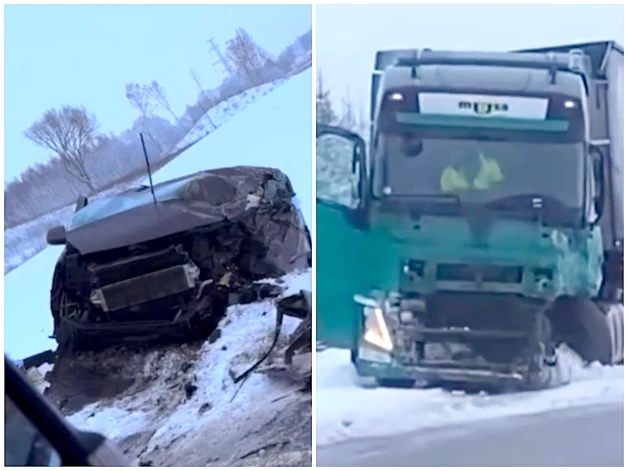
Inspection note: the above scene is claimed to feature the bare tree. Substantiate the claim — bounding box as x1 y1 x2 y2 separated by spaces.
146 81 186 129
278 46 297 74
125 82 162 152
225 28 270 85
316 70 336 125
339 86 356 131
24 106 99 190
125 83 156 117
298 29 312 52
189 70 216 129
356 96 369 139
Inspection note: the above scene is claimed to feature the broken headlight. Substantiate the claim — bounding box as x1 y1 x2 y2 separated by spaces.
364 306 393 351
354 295 393 351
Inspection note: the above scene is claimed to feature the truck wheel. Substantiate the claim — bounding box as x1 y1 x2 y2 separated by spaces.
523 314 563 391
377 378 415 389
549 298 613 365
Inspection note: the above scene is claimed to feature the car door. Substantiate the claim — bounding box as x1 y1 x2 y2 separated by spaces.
316 125 368 349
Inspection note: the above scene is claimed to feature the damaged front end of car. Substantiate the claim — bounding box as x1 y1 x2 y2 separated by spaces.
49 166 311 352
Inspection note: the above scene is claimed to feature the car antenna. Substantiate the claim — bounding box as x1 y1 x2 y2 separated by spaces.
139 133 158 206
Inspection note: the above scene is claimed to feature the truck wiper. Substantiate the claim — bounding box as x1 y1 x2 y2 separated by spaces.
384 193 462 219
478 194 579 226
482 194 571 212
391 193 462 206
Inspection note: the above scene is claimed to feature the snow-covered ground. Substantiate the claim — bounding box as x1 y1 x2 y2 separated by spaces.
5 68 312 360
170 79 283 154
316 347 624 447
65 269 311 466
5 179 146 274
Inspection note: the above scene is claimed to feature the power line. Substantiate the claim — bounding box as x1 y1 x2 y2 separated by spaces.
206 37 234 77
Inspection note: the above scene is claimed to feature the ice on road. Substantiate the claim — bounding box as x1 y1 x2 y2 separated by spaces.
316 347 624 447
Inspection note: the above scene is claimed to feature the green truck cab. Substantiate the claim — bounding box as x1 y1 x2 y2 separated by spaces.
316 41 624 390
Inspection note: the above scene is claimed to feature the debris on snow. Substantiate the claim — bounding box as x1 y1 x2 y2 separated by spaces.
59 269 312 467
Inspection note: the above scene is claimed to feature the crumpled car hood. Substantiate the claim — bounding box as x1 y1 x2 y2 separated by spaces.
66 166 307 257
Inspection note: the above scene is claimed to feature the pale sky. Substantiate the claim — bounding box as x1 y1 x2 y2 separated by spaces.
317 4 624 117
5 4 311 182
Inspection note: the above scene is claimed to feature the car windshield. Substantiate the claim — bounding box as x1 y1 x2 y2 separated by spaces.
382 133 585 210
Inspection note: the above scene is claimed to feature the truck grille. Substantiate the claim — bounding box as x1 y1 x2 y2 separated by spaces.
436 263 523 284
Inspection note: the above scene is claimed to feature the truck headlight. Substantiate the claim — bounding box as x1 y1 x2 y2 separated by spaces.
363 306 393 351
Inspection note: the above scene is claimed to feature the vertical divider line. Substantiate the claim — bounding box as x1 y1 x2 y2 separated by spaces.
310 2 318 467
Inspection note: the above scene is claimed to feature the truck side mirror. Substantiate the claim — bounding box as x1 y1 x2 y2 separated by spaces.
46 226 67 246
316 123 369 229
316 123 368 203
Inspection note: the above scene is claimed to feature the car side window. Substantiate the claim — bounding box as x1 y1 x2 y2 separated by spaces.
316 133 361 209
5 396 61 467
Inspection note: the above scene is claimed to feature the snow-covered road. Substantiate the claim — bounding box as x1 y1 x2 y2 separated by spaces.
316 347 624 464
317 402 623 466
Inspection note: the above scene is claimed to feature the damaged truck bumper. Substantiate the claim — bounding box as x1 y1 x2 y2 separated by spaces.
354 352 527 387
352 293 553 389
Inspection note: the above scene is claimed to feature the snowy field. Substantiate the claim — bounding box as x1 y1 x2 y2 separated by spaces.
4 75 292 275
169 79 282 154
5 69 312 361
316 347 624 447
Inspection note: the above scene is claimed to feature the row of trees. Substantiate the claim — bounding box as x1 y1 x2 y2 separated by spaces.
6 28 312 229
316 70 368 138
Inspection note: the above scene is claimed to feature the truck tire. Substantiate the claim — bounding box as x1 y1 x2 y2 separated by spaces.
549 297 613 365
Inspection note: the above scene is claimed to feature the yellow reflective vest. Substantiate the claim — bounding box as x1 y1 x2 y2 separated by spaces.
440 153 504 192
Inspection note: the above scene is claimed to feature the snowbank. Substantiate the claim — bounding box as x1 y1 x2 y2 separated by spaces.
316 346 624 447
171 80 283 153
67 269 311 465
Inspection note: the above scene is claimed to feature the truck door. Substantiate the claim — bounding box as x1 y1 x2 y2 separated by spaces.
316 125 368 349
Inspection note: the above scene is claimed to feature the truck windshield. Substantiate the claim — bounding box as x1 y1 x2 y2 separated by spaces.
382 133 585 211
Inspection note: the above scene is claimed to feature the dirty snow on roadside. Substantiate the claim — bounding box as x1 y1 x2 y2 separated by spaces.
67 269 311 466
316 346 624 447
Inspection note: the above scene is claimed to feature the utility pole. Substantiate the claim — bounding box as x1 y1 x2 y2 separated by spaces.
207 37 234 77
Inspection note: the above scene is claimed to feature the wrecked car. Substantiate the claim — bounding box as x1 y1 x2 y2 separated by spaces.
46 166 311 352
